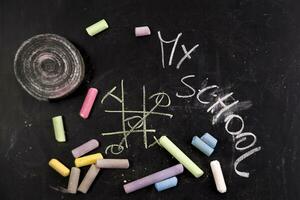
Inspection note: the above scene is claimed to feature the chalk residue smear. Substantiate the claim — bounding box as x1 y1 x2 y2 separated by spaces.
49 185 69 193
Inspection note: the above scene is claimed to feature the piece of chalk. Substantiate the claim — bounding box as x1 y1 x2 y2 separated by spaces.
48 158 70 177
75 153 103 168
123 164 184 194
154 177 178 192
191 136 214 157
96 159 129 169
200 133 218 149
135 26 151 37
72 139 99 158
52 116 66 142
210 160 227 193
78 164 100 193
86 19 108 36
67 167 80 194
79 88 98 119
159 136 204 178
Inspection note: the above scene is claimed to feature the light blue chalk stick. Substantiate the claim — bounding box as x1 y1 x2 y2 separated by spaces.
191 136 214 157
200 133 218 149
154 177 178 192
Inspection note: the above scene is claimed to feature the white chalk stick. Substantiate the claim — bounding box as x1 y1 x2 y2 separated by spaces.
78 165 100 193
96 159 129 169
210 160 227 193
67 167 80 194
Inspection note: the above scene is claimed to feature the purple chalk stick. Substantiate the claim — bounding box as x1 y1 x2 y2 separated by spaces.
123 164 184 194
71 139 99 158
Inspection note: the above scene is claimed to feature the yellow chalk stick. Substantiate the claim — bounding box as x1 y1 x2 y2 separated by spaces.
75 153 103 167
159 136 204 178
48 158 70 177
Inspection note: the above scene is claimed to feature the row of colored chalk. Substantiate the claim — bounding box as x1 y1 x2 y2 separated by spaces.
49 158 130 194
48 137 103 194
51 94 224 194
48 138 130 194
123 135 226 194
85 19 151 37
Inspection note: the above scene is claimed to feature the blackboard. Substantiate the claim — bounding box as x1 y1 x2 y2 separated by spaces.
1 0 300 199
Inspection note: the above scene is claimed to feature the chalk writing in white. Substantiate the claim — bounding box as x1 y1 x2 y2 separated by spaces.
158 31 199 69
176 75 261 178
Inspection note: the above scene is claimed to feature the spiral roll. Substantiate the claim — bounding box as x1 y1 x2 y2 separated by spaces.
14 34 85 100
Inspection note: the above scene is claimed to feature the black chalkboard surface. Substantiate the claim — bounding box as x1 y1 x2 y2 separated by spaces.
1 0 300 199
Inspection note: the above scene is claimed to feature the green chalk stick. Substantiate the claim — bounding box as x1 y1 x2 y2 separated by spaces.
86 19 109 36
52 116 66 142
159 136 204 178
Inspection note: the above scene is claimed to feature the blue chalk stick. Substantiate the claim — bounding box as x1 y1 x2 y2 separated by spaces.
154 177 178 192
191 136 214 157
200 133 218 149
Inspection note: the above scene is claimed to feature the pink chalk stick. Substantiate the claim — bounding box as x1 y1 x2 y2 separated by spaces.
135 26 151 37
80 88 98 119
71 139 100 158
123 164 184 194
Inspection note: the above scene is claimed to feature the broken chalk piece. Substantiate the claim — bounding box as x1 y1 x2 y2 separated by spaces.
210 160 227 193
78 164 100 193
86 19 109 36
48 158 70 177
135 26 151 37
154 176 178 192
191 136 214 157
123 164 184 194
67 167 81 194
159 136 204 178
75 153 103 168
200 133 218 149
96 159 129 169
79 88 98 119
71 139 99 158
52 116 66 142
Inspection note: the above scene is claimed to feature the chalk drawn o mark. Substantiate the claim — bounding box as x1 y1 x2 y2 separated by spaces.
14 34 85 101
149 92 171 107
105 144 124 155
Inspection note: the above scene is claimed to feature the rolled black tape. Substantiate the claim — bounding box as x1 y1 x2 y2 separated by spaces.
14 34 85 101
